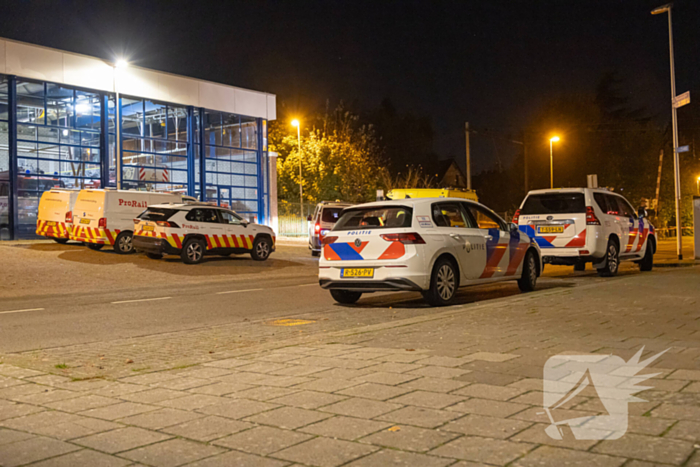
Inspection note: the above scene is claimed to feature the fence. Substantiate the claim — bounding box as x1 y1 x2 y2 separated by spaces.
278 215 308 237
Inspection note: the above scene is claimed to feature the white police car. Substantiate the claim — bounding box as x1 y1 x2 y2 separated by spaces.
319 198 542 306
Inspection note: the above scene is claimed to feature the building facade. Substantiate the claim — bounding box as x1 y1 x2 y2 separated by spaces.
0 38 276 239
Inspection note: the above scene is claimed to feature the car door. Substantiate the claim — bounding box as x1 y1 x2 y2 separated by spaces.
219 209 252 250
617 196 643 256
430 202 486 282
463 203 514 279
611 195 637 256
185 208 225 250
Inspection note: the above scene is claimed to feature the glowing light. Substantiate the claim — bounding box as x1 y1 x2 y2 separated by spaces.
291 119 299 127
550 136 560 142
115 59 129 69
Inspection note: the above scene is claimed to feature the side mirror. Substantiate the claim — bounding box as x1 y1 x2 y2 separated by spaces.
637 207 647 218
509 223 519 233
306 215 312 222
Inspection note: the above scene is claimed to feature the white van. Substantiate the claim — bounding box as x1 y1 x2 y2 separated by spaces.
36 189 79 244
70 189 182 254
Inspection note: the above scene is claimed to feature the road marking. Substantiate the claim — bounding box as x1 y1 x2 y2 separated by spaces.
0 308 45 315
269 318 316 326
111 297 172 304
295 283 317 287
216 288 264 295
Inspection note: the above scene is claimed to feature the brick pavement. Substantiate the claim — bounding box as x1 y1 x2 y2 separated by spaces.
0 267 699 466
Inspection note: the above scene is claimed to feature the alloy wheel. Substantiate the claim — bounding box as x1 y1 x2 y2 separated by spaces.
608 244 618 273
528 255 537 284
436 264 455 300
256 240 270 259
119 235 132 252
187 243 203 262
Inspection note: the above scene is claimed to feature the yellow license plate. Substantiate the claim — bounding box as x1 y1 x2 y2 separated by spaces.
141 225 154 231
45 221 56 226
538 226 564 234
80 218 91 224
342 268 374 278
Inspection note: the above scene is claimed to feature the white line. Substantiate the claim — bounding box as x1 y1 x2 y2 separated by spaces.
216 288 264 295
111 297 172 304
0 308 45 315
295 283 317 287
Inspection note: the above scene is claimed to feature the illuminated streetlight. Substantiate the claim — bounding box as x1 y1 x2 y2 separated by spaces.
549 136 560 189
115 59 129 69
112 59 129 188
696 176 700 196
291 120 303 217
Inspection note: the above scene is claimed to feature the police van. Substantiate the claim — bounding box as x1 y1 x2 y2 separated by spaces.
36 189 79 243
70 189 183 254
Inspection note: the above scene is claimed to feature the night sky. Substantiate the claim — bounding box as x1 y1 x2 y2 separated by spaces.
1 0 698 172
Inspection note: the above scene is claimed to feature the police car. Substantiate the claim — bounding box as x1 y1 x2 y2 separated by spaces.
319 198 542 306
513 188 655 276
133 203 275 264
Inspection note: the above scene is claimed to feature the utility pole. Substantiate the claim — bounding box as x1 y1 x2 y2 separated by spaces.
655 149 663 214
465 122 471 190
522 131 528 193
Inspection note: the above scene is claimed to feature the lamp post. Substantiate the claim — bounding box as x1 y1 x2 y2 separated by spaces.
291 119 303 217
696 176 700 196
113 59 128 189
652 2 683 260
549 136 560 189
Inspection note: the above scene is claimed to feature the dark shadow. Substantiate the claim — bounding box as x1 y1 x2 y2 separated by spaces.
23 242 85 251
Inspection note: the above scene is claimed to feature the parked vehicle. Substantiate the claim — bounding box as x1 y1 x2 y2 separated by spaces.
133 203 275 264
308 201 353 256
36 189 79 243
70 189 183 254
513 188 655 276
387 187 478 202
318 198 541 306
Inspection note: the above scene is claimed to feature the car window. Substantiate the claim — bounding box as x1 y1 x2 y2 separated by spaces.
615 196 635 218
139 208 179 221
219 210 243 224
431 203 472 228
603 195 621 215
185 208 219 223
593 193 608 214
464 204 505 230
520 193 585 214
321 208 344 223
334 206 412 230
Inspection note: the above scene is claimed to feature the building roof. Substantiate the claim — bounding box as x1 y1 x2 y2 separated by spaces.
0 37 276 120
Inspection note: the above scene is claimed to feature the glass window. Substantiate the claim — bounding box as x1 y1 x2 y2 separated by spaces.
593 193 608 214
612 196 635 218
240 116 257 149
464 203 505 230
138 208 179 221
321 207 344 223
219 210 244 224
520 192 586 215
432 202 471 228
334 206 413 230
604 195 621 215
185 208 219 223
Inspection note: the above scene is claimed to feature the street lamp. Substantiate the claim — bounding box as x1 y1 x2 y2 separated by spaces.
113 58 128 189
549 136 560 189
652 2 683 260
696 176 700 196
291 119 303 217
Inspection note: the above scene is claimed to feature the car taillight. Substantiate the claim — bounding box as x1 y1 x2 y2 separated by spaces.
315 223 320 233
512 209 521 224
322 236 337 245
157 221 179 228
65 211 72 223
133 218 140 225
380 233 426 244
586 206 600 225
98 217 107 228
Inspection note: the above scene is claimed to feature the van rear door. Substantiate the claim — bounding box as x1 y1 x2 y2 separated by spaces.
518 192 587 249
73 190 106 227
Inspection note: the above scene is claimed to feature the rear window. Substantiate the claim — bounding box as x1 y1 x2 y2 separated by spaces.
139 208 179 221
520 193 585 215
334 206 412 230
321 207 344 223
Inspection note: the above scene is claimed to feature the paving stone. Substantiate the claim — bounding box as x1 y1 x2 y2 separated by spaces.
274 436 379 467
0 435 80 467
203 358 256 369
665 420 700 442
249 374 314 388
0 383 51 400
235 361 292 374
452 383 526 401
73 427 172 454
119 372 181 385
415 356 467 368
321 398 403 419
213 425 312 455
157 394 225 410
25 374 73 387
269 390 347 409
593 433 695 465
627 415 676 436
682 382 700 393
188 381 255 396
272 364 330 376
344 449 454 467
464 352 520 363
197 398 279 419
374 352 429 364
293 356 377 370
0 427 34 445
45 394 121 412
30 449 132 467
507 378 543 391
120 388 188 404
687 452 700 467
375 406 462 429
429 435 533 465
667 369 700 381
0 365 44 379
90 383 148 398
186 449 289 467
311 368 378 380
356 372 421 386
456 371 521 386
446 398 529 418
162 415 252 442
360 424 459 452
121 438 225 467
78 402 159 420
651 403 700 421
292 377 361 393
152 376 212 391
366 362 425 373
244 406 332 429
62 379 114 392
442 414 532 439
300 416 391 440
118 407 203 429
2 410 118 439
171 367 233 380
406 366 470 379
509 422 600 450
398 377 469 394
337 383 413 401
513 445 625 467
388 390 464 409
3 408 82 433
0 400 45 420
12 388 81 404
232 386 301 401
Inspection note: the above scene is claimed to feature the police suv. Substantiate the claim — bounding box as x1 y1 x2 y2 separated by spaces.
319 198 542 306
133 203 275 264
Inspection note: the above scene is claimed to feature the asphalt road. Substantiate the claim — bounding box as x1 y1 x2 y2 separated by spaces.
1 240 679 354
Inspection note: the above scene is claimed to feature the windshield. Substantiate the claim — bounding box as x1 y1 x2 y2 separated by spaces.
321 207 345 223
334 206 412 230
521 193 585 215
138 208 179 221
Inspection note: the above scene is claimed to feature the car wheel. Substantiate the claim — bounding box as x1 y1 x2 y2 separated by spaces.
422 257 458 307
182 238 205 264
597 239 620 277
114 232 134 255
52 238 69 244
87 243 104 251
311 250 320 257
639 241 654 272
330 289 362 304
573 262 585 271
146 253 163 260
518 250 538 292
251 236 272 261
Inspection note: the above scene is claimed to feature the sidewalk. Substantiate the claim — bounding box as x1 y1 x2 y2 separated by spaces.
1 267 699 466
